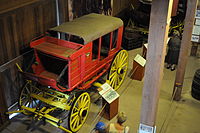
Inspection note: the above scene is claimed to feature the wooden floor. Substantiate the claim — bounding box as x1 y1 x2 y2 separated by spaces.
1 48 200 133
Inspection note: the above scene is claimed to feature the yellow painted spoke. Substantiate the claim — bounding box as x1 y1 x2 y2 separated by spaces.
116 56 120 68
76 118 80 128
110 74 117 86
121 53 125 60
120 56 128 67
110 71 116 79
81 95 88 108
113 74 116 89
82 97 88 107
82 107 89 111
77 100 82 108
71 115 78 125
79 117 83 125
114 78 117 89
71 112 78 117
121 62 128 68
83 100 89 107
72 118 78 128
119 73 125 79
82 95 88 104
73 106 79 111
79 97 84 108
117 76 120 85
111 66 117 71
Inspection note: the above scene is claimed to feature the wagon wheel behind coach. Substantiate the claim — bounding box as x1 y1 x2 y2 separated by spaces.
18 80 41 115
68 92 91 132
108 50 128 90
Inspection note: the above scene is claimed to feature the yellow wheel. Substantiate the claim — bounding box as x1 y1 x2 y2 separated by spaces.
18 81 41 115
108 50 128 90
68 92 91 132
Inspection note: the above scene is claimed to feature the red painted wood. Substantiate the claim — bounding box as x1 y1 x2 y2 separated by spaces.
28 25 124 92
172 0 179 16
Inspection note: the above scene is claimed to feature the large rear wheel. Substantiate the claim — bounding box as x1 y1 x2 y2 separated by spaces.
18 81 41 115
108 50 128 90
68 92 91 132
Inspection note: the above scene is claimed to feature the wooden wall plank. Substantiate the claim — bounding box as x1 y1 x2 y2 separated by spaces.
0 0 57 98
0 73 9 127
59 0 69 23
11 14 20 56
0 0 39 14
0 0 58 126
2 17 13 61
112 0 131 16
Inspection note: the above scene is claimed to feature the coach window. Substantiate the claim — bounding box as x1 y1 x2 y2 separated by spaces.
100 33 111 59
111 29 118 49
92 38 100 60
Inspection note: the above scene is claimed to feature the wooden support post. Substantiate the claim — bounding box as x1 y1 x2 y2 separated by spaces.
173 0 198 101
139 0 173 132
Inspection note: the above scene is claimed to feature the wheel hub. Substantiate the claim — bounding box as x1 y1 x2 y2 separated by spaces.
79 109 87 118
117 68 124 75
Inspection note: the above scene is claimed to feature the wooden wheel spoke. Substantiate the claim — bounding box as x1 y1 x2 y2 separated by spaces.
78 97 82 107
110 74 117 86
73 105 79 111
71 115 78 125
118 55 127 67
76 118 80 128
25 86 30 93
21 93 28 98
115 74 120 89
120 60 128 68
110 71 116 79
111 66 117 71
71 111 79 117
115 56 121 68
82 107 89 111
81 96 88 107
119 73 124 79
83 100 89 107
23 100 29 106
116 75 120 86
33 99 38 106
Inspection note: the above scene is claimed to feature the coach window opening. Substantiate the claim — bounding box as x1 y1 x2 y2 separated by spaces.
100 33 111 60
92 38 100 60
111 29 118 50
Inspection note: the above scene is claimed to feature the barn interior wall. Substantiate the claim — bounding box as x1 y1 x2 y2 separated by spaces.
112 0 131 16
0 0 69 127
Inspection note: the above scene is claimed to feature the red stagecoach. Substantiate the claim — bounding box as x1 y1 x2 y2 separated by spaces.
15 13 128 132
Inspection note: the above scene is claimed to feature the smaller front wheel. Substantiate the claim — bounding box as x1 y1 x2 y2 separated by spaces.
68 92 91 132
108 50 128 90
